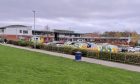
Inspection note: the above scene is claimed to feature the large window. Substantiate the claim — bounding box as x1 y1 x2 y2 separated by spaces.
19 30 22 33
23 30 28 34
0 29 4 33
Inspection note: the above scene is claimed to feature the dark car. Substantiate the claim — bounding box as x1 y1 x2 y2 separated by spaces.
118 46 128 52
121 47 128 52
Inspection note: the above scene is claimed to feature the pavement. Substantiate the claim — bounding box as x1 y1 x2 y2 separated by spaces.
1 43 140 72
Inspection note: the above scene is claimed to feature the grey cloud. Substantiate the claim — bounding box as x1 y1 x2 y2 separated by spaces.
0 0 140 33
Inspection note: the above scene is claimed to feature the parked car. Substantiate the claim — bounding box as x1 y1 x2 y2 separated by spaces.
134 46 140 52
118 46 128 52
118 47 123 52
128 47 135 52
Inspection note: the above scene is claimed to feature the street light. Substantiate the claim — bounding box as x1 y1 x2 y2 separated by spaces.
33 10 36 48
2 28 4 43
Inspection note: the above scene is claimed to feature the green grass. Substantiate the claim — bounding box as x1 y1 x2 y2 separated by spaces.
0 45 140 84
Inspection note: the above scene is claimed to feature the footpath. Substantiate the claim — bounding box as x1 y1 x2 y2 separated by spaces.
1 43 140 72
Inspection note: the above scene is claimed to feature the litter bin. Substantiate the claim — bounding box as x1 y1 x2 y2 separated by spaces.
75 51 82 61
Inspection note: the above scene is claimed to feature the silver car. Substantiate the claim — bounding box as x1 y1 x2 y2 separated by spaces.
134 46 140 52
128 47 135 52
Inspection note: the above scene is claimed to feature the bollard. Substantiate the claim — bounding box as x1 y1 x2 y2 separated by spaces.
75 51 82 61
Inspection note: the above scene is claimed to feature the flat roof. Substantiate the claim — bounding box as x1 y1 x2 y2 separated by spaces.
33 30 82 35
53 29 74 33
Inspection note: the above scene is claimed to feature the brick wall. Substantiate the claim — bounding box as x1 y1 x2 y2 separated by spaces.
2 35 31 41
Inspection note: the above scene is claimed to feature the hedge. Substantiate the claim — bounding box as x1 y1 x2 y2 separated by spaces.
6 40 140 65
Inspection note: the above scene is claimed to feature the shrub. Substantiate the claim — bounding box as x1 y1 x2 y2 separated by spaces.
125 54 140 65
12 41 18 45
78 49 88 57
31 43 44 49
18 40 28 46
26 41 34 47
63 47 74 54
57 47 65 53
99 52 111 60
43 45 52 51
7 40 13 44
87 51 98 58
7 40 140 65
113 53 125 62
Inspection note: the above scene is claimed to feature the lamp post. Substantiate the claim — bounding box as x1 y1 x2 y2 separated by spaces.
2 28 4 43
33 10 36 48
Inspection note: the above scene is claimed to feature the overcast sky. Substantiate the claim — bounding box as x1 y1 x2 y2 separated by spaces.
0 0 140 33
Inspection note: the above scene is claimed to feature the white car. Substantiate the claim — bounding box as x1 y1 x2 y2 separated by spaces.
128 47 135 52
134 46 140 52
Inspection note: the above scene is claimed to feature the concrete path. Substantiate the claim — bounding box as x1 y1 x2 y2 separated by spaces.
1 43 140 72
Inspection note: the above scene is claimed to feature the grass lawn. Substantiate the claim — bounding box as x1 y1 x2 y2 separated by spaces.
0 45 140 84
